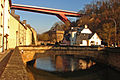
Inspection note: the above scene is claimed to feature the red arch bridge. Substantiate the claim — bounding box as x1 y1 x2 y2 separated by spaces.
11 4 83 26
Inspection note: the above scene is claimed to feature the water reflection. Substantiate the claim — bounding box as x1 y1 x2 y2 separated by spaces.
31 55 95 72
35 57 56 71
27 54 120 80
79 59 96 70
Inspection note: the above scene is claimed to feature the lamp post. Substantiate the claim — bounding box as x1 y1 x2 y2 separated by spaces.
109 18 117 47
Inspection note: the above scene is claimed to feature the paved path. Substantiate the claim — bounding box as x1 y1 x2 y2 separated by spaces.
0 50 13 77
0 47 29 80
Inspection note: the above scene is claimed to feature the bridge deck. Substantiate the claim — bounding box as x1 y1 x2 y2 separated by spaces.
11 4 81 17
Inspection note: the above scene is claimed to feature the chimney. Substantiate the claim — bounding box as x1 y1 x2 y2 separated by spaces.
22 20 26 24
11 9 15 15
85 25 88 28
15 15 20 21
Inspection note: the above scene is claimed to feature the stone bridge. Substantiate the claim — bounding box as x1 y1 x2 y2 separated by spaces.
18 46 104 64
0 46 120 79
18 46 120 71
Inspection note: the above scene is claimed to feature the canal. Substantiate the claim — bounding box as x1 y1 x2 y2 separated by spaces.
26 53 120 80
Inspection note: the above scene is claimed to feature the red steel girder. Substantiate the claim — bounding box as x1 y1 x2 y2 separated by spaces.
11 4 82 26
11 4 81 17
56 14 71 26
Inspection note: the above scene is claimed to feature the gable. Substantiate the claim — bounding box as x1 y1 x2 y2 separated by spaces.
81 28 92 34
90 33 101 41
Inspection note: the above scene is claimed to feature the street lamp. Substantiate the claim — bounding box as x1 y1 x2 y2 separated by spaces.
109 18 117 47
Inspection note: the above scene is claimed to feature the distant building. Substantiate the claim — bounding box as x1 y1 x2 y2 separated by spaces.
81 25 92 34
70 27 77 45
56 31 64 42
61 37 70 45
69 25 102 46
88 33 101 46
76 25 102 46
76 33 102 46
50 30 64 43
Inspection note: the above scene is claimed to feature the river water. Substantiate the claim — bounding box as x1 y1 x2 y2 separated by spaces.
27 54 120 80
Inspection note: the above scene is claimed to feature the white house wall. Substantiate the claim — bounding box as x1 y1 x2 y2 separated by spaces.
89 33 101 46
80 40 87 46
70 31 77 45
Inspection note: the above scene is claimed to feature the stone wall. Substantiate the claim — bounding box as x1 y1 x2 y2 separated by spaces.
105 48 120 71
18 46 120 71
18 46 103 64
8 14 27 48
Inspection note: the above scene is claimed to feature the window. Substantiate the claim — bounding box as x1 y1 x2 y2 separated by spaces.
0 34 2 47
91 41 95 43
96 42 98 45
1 0 4 8
1 13 2 16
1 13 3 26
91 41 95 45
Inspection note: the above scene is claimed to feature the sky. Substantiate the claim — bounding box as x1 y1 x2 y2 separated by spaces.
12 0 94 34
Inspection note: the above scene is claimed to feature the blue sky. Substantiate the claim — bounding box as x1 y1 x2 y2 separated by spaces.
12 0 94 34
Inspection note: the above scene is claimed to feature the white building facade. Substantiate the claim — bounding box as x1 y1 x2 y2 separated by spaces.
70 31 77 45
89 33 101 46
75 25 102 46
0 0 11 52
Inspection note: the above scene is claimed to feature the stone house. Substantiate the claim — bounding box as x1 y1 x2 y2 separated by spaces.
0 0 37 52
76 33 101 46
8 10 37 49
50 30 64 43
75 25 102 46
56 31 64 43
8 13 27 48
